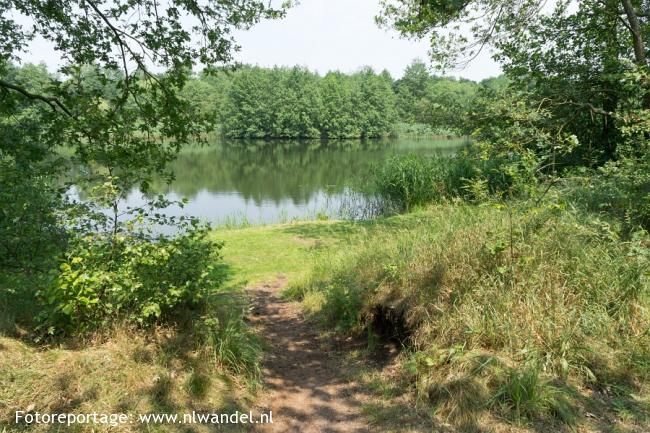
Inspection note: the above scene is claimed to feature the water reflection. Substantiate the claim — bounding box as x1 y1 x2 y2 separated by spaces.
71 138 466 227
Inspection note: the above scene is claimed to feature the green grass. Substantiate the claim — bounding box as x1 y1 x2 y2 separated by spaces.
286 202 650 431
212 221 342 286
211 211 439 287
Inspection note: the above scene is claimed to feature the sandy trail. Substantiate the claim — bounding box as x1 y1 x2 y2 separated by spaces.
247 276 371 433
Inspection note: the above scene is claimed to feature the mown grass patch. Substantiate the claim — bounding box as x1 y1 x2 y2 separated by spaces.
213 213 438 287
213 223 330 286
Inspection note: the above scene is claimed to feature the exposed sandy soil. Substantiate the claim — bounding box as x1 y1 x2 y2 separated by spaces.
247 276 372 433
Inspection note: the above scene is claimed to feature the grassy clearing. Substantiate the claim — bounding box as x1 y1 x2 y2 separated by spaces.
212 213 435 286
212 223 330 286
287 202 650 432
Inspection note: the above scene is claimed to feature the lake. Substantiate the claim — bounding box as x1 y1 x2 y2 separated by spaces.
70 137 467 228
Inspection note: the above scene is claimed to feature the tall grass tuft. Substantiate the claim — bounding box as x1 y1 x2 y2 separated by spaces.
491 365 577 425
369 152 502 211
198 292 262 385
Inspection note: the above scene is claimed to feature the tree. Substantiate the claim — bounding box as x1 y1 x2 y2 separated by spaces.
392 58 479 133
378 1 647 72
0 0 288 270
379 0 650 162
318 71 360 138
267 66 321 138
354 67 397 137
222 66 273 138
180 73 226 128
3 1 286 198
394 59 431 122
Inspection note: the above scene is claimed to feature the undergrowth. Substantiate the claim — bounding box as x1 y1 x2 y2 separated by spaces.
287 202 650 430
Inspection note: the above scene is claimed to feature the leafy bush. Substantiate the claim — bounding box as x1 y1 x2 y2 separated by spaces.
0 157 68 273
38 225 222 336
567 152 650 232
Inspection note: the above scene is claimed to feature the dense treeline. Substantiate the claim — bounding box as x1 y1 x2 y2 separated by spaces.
220 66 397 138
181 61 487 138
6 61 489 140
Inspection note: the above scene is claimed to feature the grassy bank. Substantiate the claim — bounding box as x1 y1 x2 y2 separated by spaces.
287 203 650 432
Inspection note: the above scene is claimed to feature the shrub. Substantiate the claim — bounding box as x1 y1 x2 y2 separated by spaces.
393 122 460 138
37 225 222 336
0 157 67 273
567 152 650 232
0 273 44 334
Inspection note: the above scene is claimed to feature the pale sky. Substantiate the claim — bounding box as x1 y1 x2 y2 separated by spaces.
17 0 502 81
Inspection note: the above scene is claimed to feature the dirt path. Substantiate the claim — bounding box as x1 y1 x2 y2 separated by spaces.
247 276 371 433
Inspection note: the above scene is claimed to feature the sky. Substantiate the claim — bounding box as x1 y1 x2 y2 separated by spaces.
17 0 502 81
232 0 501 81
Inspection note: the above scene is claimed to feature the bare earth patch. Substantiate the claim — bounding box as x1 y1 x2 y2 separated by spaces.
247 276 371 433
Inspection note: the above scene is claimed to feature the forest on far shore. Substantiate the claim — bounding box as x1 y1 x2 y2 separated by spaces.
185 61 505 138
6 59 501 140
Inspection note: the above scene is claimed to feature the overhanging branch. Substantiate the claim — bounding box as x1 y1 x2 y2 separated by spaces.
0 79 76 118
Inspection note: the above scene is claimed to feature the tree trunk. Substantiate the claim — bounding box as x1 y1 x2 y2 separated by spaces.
621 0 647 65
621 0 650 108
602 18 620 159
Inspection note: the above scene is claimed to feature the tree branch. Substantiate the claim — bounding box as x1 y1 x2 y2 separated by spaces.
85 0 171 96
0 79 76 118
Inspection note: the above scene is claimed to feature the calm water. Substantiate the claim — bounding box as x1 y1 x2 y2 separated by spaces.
71 138 466 228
